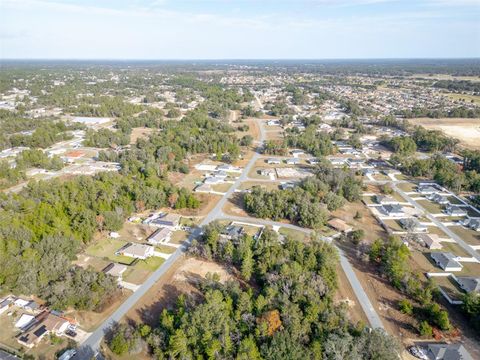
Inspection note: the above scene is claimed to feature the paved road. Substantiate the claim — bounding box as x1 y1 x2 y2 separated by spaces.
76 117 384 358
393 183 480 261
75 119 267 359
219 214 385 330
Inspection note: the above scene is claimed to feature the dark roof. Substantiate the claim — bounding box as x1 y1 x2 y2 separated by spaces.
427 343 473 360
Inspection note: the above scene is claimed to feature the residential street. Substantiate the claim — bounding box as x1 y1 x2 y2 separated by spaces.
75 117 383 359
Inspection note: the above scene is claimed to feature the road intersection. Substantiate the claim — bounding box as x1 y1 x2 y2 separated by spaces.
76 117 384 359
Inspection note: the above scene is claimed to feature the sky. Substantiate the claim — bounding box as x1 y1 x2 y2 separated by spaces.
1 0 479 59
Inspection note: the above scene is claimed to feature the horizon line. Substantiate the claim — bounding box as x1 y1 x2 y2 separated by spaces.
2 57 480 62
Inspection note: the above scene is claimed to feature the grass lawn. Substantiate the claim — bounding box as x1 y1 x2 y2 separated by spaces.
279 227 309 242
431 242 470 257
383 219 403 232
447 196 464 205
450 226 480 246
458 262 480 277
397 182 416 192
239 181 280 191
465 207 480 217
170 230 189 244
426 226 449 237
434 276 464 302
362 195 376 205
211 183 232 193
410 251 439 273
123 257 166 284
85 238 129 260
155 244 177 254
416 199 443 214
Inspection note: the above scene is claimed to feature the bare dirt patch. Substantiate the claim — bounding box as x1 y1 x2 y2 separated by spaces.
124 257 233 326
129 127 157 144
411 118 480 150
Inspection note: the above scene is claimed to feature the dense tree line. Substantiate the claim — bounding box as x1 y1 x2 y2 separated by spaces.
108 225 399 359
392 153 480 193
99 107 242 173
0 171 198 310
368 237 452 335
285 126 335 157
398 106 480 119
433 80 480 93
244 164 361 228
0 149 64 189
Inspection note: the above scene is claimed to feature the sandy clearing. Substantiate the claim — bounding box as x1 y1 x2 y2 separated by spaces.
411 118 480 150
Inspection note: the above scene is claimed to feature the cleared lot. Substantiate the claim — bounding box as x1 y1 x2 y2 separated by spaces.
411 118 480 150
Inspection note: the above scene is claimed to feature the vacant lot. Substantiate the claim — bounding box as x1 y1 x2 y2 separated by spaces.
411 118 480 150
124 257 233 325
130 127 157 144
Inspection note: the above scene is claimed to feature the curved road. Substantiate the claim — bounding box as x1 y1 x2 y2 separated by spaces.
76 116 383 359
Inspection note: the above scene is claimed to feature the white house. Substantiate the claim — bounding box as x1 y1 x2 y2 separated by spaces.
445 205 468 217
147 227 172 245
430 252 463 272
117 243 154 260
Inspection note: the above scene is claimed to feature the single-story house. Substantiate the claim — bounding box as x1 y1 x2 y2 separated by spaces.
259 169 274 176
379 204 404 217
267 120 280 126
430 252 463 272
307 158 319 165
0 297 14 315
103 263 128 280
15 314 35 330
195 183 213 192
426 343 473 360
456 277 480 294
147 227 172 245
279 182 296 190
211 170 228 179
461 218 480 231
399 218 427 232
18 312 71 348
427 193 450 205
149 213 180 229
204 176 224 185
346 158 365 168
285 158 300 165
445 205 468 217
217 164 241 172
417 185 437 195
418 233 445 249
266 158 281 165
291 150 304 157
221 225 244 240
375 195 398 205
117 243 154 260
328 157 348 166
327 218 353 233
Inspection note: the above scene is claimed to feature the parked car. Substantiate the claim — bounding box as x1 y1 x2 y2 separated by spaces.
65 329 77 338
408 346 428 360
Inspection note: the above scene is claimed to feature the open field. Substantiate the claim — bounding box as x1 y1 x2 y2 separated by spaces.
449 226 480 246
123 257 166 285
124 257 233 326
238 180 280 191
279 227 309 242
416 199 443 214
411 118 480 150
129 127 157 144
445 93 480 105
332 201 388 243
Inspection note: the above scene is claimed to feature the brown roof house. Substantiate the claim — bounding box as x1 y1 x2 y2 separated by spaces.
17 312 70 348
